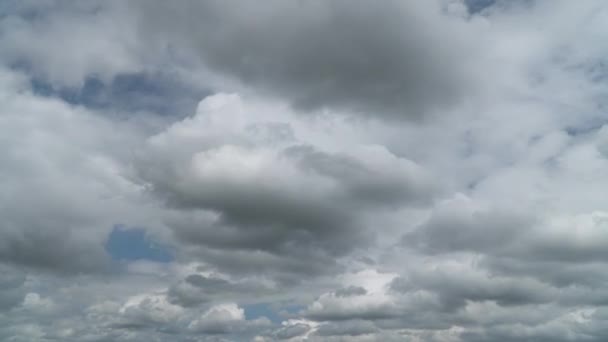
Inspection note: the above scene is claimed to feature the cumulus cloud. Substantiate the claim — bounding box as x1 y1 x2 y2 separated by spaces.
0 68 148 273
187 303 246 333
136 93 436 281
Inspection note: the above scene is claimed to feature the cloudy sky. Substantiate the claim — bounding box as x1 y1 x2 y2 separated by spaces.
2 0 608 341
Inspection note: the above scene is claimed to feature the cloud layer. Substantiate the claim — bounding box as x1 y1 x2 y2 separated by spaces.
3 0 608 341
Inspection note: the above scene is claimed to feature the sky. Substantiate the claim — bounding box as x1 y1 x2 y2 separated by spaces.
2 0 608 341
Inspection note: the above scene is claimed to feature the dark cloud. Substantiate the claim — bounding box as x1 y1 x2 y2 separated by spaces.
0 265 26 310
480 258 608 288
133 0 479 120
0 223 111 273
391 270 555 313
285 145 437 207
403 196 533 255
177 242 345 285
314 320 378 337
168 273 273 307
334 286 367 298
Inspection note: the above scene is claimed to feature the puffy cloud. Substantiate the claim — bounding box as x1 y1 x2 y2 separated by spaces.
187 303 245 333
0 68 148 273
136 93 436 280
304 270 400 322
120 292 185 326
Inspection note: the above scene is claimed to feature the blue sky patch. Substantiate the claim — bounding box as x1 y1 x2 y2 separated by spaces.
29 72 209 117
244 303 282 323
244 303 305 324
105 226 173 263
464 0 496 13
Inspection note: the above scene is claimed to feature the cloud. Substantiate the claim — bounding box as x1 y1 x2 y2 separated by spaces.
136 93 437 280
168 272 274 307
0 68 149 274
0 265 26 311
131 0 483 120
4 0 608 341
187 303 245 333
0 1 141 87
314 320 378 337
403 194 533 255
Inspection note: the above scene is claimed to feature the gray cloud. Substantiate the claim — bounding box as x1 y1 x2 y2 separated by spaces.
0 265 26 310
314 320 378 337
0 72 148 274
4 1 608 341
132 0 481 120
134 93 437 281
334 286 367 298
403 195 533 255
168 273 274 307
